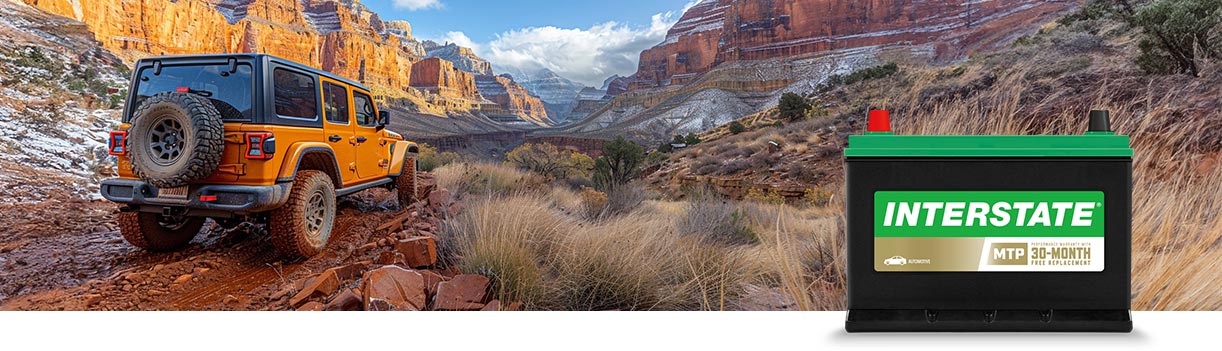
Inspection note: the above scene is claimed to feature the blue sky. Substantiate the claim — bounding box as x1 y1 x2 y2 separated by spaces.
362 0 697 87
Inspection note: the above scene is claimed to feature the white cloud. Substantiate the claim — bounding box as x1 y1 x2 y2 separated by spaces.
477 9 684 87
392 0 443 11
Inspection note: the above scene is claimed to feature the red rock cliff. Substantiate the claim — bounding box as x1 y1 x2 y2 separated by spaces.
409 58 479 100
623 0 1074 90
20 0 420 95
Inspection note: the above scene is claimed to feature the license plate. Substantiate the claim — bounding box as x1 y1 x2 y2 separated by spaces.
157 186 189 199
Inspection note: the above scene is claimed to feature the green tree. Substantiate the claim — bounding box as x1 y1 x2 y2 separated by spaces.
1123 0 1222 76
728 121 746 134
778 92 810 121
593 136 645 190
684 133 702 146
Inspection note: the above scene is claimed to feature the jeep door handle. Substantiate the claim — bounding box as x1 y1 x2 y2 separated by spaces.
355 136 368 143
328 135 341 142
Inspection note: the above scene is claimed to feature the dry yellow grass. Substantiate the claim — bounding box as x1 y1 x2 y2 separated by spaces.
433 165 845 310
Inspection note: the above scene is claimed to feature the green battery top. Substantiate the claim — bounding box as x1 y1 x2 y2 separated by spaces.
844 110 1133 158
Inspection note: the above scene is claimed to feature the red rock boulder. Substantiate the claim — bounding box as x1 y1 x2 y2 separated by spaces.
433 274 490 311
361 266 427 311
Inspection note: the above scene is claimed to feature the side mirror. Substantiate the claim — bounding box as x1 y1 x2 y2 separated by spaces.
376 110 390 131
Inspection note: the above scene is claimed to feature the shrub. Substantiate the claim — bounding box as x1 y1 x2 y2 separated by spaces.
603 182 649 216
417 143 458 172
743 187 786 205
728 121 746 134
1128 0 1222 76
578 187 610 219
679 199 760 246
842 62 899 85
506 143 595 180
684 133 702 146
778 92 810 121
803 188 834 207
593 136 645 191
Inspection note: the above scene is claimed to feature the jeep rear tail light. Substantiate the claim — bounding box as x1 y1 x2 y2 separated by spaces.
246 132 275 160
108 131 128 156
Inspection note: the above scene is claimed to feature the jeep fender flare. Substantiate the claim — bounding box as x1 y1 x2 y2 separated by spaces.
388 141 420 177
276 142 343 188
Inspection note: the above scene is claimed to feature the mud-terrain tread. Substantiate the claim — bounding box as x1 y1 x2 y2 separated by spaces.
116 212 204 252
128 92 225 188
269 170 336 258
396 157 418 207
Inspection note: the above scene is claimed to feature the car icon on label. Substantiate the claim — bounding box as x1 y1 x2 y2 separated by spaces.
883 256 907 266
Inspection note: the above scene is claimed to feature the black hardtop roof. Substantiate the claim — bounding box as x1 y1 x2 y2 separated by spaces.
135 53 370 92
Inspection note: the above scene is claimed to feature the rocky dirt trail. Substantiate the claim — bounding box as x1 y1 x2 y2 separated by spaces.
0 174 513 311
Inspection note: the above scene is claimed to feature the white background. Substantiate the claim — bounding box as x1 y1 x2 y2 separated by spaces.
1 311 1215 350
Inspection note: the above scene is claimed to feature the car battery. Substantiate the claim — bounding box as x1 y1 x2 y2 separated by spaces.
843 110 1132 332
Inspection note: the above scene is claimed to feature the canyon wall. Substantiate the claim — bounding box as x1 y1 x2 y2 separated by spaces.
20 0 424 94
409 58 479 101
618 0 1073 91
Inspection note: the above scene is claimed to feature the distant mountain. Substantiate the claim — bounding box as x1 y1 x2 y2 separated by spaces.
423 40 493 76
501 68 588 104
498 67 591 123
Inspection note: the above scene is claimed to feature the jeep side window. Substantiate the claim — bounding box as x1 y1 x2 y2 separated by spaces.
273 68 318 120
353 91 376 127
323 83 349 124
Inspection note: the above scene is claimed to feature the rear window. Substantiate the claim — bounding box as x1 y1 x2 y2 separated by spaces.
130 63 253 121
274 68 319 120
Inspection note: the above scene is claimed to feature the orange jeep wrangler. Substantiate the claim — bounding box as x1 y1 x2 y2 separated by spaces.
101 54 420 258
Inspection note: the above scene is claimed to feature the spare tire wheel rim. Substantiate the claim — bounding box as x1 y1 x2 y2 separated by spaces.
304 189 330 247
148 114 187 166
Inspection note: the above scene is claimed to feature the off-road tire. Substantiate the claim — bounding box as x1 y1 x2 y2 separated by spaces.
116 212 204 252
396 157 418 208
269 170 336 258
128 92 225 188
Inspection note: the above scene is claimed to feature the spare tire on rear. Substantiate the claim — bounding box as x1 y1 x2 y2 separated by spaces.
128 92 225 188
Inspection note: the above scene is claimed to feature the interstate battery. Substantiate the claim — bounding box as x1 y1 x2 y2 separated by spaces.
843 110 1133 332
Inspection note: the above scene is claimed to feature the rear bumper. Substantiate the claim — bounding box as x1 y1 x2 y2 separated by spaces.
100 178 292 217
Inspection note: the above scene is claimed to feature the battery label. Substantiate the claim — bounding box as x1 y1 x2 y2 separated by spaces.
873 191 1104 272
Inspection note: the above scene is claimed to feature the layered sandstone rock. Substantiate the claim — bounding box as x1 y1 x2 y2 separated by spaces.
409 57 480 101
423 41 493 76
20 0 422 95
619 0 1073 92
474 74 551 126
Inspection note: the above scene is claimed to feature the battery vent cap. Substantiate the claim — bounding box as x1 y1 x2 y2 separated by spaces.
867 110 892 134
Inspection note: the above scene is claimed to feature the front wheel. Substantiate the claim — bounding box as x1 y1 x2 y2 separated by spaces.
116 212 204 252
269 170 336 258
396 156 418 208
